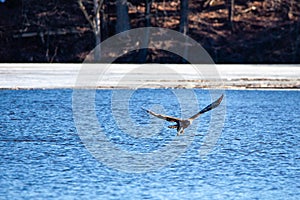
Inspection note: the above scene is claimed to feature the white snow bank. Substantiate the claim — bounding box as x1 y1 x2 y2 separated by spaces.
0 64 299 89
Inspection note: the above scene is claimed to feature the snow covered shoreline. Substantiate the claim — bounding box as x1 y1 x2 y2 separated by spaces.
0 64 299 89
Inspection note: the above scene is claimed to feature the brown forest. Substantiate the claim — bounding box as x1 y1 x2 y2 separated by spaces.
0 0 300 63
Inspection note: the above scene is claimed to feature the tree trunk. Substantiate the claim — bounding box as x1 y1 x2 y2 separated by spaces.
116 0 130 34
179 0 189 35
145 0 152 27
94 0 101 45
180 0 189 63
227 0 235 31
137 0 152 63
93 0 102 61
100 0 108 41
78 0 103 61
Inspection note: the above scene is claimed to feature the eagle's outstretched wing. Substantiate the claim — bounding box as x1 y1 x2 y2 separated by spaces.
189 94 224 120
142 107 180 122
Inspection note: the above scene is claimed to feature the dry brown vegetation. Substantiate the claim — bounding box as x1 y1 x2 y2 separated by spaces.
0 0 299 63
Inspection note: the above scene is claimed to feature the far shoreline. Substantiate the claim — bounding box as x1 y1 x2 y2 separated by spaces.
1 86 299 91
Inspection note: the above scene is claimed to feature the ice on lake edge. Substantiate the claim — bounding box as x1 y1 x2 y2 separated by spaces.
0 64 299 89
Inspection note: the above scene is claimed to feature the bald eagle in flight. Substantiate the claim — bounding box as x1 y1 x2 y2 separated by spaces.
142 94 223 135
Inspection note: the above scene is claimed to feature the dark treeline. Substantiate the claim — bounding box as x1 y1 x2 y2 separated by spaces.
0 0 299 63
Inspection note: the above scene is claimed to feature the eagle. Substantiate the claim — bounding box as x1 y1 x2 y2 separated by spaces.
142 94 224 135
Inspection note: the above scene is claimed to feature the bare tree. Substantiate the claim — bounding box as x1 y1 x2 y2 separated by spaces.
179 0 189 35
78 0 104 60
116 0 131 34
100 0 109 41
137 0 153 62
227 0 235 31
145 0 152 27
179 0 189 62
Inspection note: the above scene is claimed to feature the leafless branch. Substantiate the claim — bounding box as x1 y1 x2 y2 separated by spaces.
50 47 58 63
78 0 95 30
96 0 104 15
13 28 86 38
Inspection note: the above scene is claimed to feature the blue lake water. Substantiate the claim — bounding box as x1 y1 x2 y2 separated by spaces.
0 89 299 199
